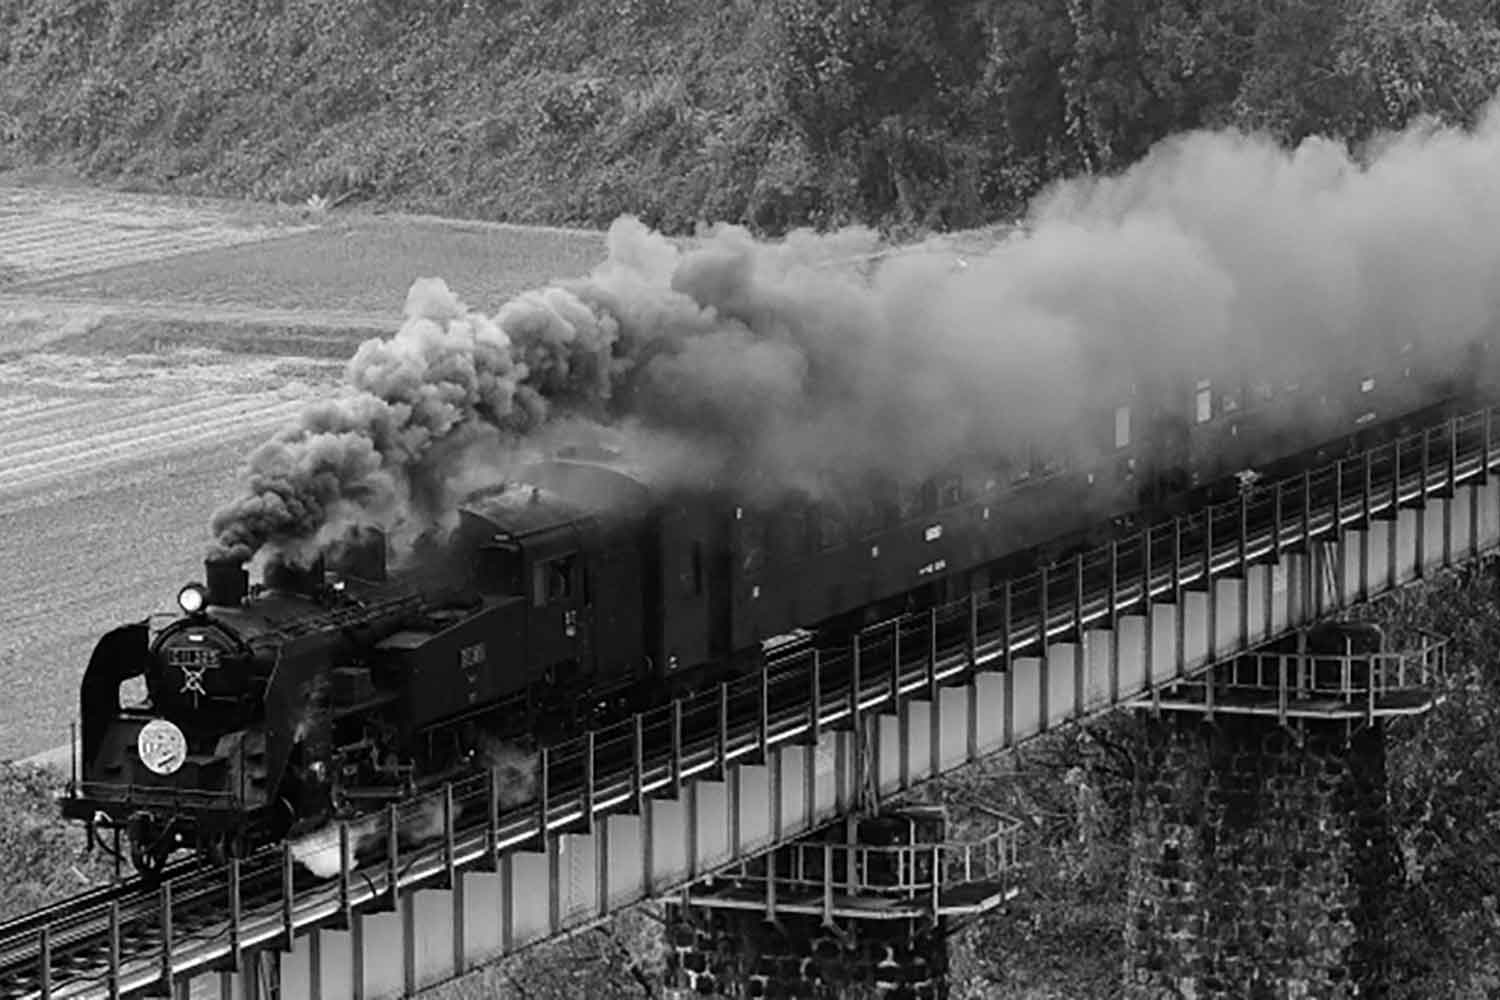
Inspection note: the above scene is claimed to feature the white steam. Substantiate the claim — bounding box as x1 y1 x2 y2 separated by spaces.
290 740 541 879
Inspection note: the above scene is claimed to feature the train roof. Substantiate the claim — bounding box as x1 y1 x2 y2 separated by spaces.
458 453 657 540
460 482 593 538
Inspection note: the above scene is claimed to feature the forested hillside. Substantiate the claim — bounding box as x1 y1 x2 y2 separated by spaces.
3 0 1500 234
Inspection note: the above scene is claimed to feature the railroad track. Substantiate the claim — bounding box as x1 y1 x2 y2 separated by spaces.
3 406 1492 999
0 860 201 996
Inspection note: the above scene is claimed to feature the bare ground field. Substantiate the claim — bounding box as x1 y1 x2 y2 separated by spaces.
1 182 606 315
0 183 606 759
0 348 340 758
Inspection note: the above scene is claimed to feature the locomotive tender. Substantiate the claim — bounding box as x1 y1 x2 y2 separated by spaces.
64 335 1485 873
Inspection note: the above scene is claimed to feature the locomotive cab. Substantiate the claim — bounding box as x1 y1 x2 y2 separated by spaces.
457 473 644 723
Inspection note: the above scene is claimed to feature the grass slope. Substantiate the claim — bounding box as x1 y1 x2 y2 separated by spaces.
0 0 809 234
0 765 113 920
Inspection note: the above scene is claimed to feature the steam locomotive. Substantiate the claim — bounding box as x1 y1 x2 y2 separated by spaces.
63 333 1488 873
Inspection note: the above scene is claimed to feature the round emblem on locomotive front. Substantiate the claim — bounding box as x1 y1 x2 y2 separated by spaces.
137 719 188 776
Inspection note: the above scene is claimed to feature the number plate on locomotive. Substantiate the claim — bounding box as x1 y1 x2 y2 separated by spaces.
167 647 221 669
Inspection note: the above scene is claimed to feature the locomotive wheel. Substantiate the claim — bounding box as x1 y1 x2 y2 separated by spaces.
204 832 248 867
126 813 174 879
129 835 171 880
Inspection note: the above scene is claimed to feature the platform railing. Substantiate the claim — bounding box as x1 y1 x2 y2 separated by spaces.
10 404 1498 997
1218 636 1447 701
730 813 1023 898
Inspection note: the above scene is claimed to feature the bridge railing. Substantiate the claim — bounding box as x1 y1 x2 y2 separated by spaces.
11 404 1496 997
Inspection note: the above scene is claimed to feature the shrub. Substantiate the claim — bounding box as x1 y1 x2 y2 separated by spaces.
0 765 113 921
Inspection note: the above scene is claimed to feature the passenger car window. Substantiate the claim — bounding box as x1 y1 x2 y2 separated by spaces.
897 482 926 520
938 475 964 507
740 516 766 573
684 542 704 596
781 508 809 558
846 494 883 538
1010 453 1033 484
817 505 848 550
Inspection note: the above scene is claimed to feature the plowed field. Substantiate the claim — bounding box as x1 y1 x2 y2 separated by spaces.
0 183 603 760
0 350 340 758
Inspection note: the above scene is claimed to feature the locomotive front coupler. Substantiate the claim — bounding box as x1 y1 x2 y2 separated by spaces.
126 809 181 851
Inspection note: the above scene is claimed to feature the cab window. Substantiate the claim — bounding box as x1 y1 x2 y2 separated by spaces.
532 554 575 607
477 543 524 596
1195 380 1213 423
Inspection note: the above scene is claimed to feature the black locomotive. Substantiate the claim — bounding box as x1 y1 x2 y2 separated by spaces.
63 333 1487 873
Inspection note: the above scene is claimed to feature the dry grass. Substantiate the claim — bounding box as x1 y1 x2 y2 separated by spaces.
0 0 797 234
0 764 114 920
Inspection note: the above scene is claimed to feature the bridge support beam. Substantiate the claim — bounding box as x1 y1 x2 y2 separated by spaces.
1126 713 1399 998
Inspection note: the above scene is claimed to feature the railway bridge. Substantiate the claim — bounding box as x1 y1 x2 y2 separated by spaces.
4 407 1497 999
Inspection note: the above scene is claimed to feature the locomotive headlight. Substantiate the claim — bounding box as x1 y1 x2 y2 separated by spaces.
177 583 208 615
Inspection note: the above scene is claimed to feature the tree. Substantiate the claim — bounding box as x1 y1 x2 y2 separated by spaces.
1056 0 1251 171
1232 0 1500 143
774 0 989 227
1329 0 1500 137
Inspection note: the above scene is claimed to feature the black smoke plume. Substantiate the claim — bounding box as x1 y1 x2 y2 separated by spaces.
211 100 1500 564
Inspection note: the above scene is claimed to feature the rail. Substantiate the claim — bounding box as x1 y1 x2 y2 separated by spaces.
3 404 1496 998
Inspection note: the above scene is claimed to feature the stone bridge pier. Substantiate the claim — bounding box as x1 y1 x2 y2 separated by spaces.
1124 624 1442 999
664 806 1022 998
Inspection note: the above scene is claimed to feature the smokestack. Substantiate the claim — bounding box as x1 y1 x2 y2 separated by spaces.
205 557 249 607
265 555 327 597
